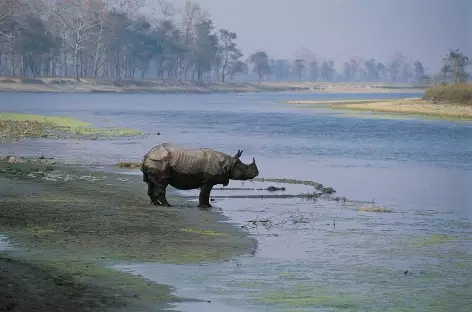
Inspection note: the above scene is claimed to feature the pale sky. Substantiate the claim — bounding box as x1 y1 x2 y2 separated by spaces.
152 0 471 72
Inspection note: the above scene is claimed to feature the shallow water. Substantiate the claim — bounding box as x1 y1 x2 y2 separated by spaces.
2 91 472 311
0 234 13 252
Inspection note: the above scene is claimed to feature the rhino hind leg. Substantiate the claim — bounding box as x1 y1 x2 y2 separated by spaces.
198 184 214 209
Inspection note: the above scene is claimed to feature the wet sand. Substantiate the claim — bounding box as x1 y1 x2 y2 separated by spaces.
0 159 256 311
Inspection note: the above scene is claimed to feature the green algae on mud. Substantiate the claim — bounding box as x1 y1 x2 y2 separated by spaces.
0 160 256 310
0 161 255 263
0 111 143 141
251 284 368 309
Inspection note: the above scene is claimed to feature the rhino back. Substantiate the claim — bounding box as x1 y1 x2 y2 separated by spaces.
145 143 231 177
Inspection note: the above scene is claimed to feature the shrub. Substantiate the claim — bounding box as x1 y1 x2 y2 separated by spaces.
423 83 472 106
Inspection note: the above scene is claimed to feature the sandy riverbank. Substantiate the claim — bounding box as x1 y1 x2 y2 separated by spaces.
287 98 472 120
0 157 256 311
0 77 425 94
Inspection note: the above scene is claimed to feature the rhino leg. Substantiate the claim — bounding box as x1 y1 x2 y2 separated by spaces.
143 171 159 205
144 168 172 207
146 182 160 205
153 183 171 207
198 184 213 208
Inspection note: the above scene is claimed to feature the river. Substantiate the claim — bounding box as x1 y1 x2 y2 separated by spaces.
1 91 471 311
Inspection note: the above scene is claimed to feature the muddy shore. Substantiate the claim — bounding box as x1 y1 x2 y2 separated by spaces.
0 159 256 311
0 77 425 94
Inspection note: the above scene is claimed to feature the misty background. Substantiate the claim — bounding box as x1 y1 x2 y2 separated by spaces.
167 0 470 72
0 0 469 83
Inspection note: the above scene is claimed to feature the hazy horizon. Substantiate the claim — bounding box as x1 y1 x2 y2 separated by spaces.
161 0 470 72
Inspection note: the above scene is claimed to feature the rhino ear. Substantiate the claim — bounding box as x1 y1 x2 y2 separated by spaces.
252 157 256 165
234 150 243 158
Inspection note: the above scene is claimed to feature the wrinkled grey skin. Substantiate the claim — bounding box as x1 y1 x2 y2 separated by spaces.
141 143 259 208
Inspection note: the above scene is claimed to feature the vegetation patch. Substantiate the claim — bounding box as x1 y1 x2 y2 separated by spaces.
423 83 472 106
0 111 143 141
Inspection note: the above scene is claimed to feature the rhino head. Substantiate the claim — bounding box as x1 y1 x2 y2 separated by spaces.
229 150 259 180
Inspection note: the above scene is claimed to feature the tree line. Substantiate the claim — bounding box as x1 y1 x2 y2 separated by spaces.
0 0 469 85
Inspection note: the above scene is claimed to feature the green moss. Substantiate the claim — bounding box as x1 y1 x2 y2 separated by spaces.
0 112 90 128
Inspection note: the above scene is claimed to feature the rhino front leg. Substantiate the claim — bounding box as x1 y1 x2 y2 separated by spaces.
143 171 159 205
153 183 171 207
146 181 160 205
144 169 172 207
198 184 213 208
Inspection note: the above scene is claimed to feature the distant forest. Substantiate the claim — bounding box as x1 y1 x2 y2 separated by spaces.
0 0 470 84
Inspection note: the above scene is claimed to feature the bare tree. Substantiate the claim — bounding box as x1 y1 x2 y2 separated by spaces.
178 0 206 80
50 0 103 81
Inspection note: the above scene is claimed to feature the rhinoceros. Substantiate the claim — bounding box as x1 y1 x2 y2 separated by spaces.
140 143 259 208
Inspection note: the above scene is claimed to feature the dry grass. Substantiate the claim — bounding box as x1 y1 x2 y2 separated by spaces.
423 83 472 106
